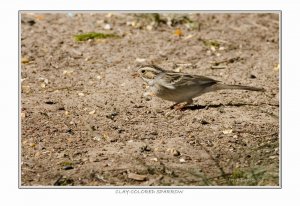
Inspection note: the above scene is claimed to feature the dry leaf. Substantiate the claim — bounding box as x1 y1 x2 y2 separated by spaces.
175 28 183 37
183 34 194 40
274 64 280 71
35 15 45 20
21 57 30 64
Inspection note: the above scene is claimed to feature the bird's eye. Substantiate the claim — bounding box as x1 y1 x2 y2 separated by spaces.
141 70 145 73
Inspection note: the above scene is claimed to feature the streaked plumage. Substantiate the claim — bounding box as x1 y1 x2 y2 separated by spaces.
137 65 264 109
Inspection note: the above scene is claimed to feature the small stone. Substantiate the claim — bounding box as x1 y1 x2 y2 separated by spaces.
38 77 49 84
150 157 158 162
22 85 31 94
140 145 151 152
89 110 96 115
78 92 84 96
106 111 118 120
63 70 74 75
85 57 92 61
66 129 74 135
168 148 181 156
21 112 26 118
136 58 146 63
146 25 153 30
93 136 101 141
128 173 147 181
205 140 214 147
63 165 74 170
179 158 186 163
256 160 262 165
96 75 101 80
222 129 233 134
174 67 182 72
103 24 111 30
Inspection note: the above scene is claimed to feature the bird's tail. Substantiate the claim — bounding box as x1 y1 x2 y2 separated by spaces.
214 83 265 92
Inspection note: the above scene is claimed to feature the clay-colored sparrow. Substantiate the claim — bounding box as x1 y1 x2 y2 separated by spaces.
137 65 264 109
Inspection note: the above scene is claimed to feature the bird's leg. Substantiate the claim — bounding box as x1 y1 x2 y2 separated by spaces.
170 102 180 110
172 99 194 110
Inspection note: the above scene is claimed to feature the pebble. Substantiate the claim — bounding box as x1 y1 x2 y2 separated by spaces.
179 158 186 163
21 112 26 118
136 58 146 63
93 136 101 141
222 129 233 134
63 165 74 170
22 85 31 94
63 70 74 75
168 148 181 156
89 110 96 115
106 111 118 120
205 140 214 147
103 24 111 30
140 145 151 152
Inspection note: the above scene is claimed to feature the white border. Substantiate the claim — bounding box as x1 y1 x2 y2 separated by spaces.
1 0 299 205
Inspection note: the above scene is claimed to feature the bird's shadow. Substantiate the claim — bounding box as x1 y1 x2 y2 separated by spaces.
180 103 253 111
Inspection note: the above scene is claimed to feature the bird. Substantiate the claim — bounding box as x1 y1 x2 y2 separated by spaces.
137 64 264 110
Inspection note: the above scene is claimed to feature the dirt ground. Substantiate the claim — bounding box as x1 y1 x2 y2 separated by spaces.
20 13 280 186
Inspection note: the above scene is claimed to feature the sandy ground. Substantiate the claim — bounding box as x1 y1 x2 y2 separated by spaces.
21 13 279 186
